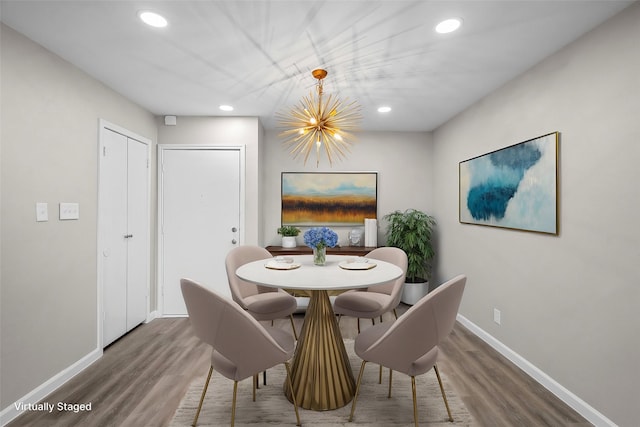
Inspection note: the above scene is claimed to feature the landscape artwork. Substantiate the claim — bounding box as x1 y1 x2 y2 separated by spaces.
282 172 377 226
459 132 558 234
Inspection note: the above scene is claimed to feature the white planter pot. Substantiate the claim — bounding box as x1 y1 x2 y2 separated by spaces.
401 281 429 305
281 236 297 248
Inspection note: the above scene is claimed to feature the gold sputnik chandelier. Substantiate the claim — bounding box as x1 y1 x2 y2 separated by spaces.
278 69 361 167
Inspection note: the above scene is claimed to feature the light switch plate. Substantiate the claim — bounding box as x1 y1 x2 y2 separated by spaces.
36 202 48 222
59 202 80 220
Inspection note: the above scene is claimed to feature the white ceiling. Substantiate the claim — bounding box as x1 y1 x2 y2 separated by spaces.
0 0 633 131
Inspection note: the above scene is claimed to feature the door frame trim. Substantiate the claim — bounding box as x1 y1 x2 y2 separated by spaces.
97 119 152 348
156 144 246 317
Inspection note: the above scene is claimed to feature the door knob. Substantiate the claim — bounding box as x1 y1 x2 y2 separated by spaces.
231 227 237 232
124 234 133 239
231 239 237 244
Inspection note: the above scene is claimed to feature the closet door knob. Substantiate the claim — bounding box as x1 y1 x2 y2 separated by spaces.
231 239 237 244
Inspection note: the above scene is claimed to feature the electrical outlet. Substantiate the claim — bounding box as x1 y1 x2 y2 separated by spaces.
493 308 501 325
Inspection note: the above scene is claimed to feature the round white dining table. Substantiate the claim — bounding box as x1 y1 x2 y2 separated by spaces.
236 254 403 411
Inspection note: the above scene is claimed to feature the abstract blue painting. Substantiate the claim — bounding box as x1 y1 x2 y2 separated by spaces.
459 132 558 234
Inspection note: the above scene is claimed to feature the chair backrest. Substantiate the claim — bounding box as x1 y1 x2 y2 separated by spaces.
225 245 276 308
180 278 287 378
362 275 466 369
365 247 408 300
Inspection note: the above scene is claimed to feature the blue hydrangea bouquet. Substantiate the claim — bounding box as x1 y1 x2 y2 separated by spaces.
303 227 338 265
303 227 338 249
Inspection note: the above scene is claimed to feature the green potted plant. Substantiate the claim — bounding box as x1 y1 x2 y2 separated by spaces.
277 225 301 248
383 209 436 304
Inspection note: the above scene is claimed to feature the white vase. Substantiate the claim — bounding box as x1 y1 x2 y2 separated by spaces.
281 236 297 248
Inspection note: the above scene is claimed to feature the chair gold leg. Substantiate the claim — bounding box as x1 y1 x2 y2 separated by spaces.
284 362 301 426
192 365 213 427
411 376 418 427
263 371 267 386
289 315 298 340
393 308 398 320
357 317 360 333
253 375 257 401
434 364 453 422
388 369 393 398
349 360 368 422
379 365 383 384
231 381 238 427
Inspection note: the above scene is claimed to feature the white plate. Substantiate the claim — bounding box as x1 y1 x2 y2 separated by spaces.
264 261 301 270
339 261 377 270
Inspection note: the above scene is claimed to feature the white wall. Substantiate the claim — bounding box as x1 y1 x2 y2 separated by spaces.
0 24 158 413
431 4 640 426
261 130 434 248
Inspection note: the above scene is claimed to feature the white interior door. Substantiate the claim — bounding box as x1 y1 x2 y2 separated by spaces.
126 139 149 329
99 122 150 347
160 146 242 316
101 129 128 345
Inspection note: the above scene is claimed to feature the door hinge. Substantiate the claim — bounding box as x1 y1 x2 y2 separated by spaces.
103 146 107 156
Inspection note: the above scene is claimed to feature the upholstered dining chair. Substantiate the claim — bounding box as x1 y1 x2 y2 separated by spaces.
225 245 298 340
348 274 467 426
180 278 301 427
334 247 408 333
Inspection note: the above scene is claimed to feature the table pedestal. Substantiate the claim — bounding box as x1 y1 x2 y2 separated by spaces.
284 290 355 410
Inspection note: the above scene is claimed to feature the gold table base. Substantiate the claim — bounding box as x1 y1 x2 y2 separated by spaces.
284 290 355 410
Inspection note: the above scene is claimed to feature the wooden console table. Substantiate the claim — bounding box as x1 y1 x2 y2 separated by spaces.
265 245 377 256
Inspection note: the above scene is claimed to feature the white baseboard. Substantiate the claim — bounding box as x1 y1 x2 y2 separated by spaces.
145 310 159 323
456 314 616 427
0 347 102 426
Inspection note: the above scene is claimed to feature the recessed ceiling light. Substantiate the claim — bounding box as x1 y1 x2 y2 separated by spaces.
377 106 392 113
435 18 462 34
139 11 168 28
219 105 234 112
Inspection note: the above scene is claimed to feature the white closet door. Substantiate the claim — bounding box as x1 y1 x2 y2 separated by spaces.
101 130 129 346
99 123 150 347
160 147 241 316
126 139 149 329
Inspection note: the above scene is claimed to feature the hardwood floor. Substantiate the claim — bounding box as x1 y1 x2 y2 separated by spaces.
7 306 590 427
